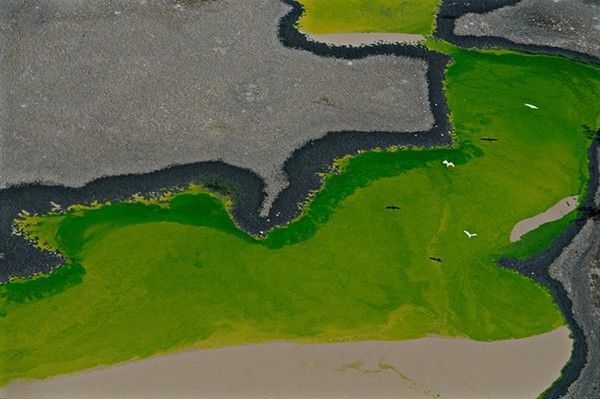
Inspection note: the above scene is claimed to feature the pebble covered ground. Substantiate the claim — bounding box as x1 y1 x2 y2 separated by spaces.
0 0 432 211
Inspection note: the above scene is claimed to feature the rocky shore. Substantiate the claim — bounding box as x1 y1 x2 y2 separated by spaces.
550 216 600 398
455 0 600 61
436 0 600 65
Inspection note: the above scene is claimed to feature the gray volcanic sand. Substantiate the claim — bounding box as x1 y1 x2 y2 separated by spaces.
455 0 600 59
510 195 578 242
0 327 572 399
0 0 432 212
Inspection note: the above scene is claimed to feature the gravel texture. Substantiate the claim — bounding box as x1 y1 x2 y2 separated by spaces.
455 0 600 60
0 0 433 213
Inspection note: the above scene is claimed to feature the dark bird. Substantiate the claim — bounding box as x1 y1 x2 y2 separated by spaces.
480 137 498 142
385 205 401 210
429 257 443 263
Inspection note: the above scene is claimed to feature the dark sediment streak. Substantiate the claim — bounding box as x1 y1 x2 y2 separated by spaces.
0 0 451 282
499 134 600 399
435 0 600 65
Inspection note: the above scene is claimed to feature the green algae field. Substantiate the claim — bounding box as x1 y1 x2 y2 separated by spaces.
296 0 441 34
2 44 599 385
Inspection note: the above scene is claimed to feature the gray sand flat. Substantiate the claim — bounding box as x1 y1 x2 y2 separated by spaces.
510 195 578 242
455 0 600 59
305 32 424 46
0 0 432 212
0 327 571 399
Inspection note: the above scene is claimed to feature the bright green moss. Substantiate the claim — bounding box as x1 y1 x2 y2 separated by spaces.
297 0 441 35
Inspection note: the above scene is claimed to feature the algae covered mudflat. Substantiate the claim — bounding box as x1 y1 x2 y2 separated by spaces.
2 44 599 386
297 0 440 35
2 0 600 396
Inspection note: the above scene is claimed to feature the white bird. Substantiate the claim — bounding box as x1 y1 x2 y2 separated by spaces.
464 230 478 238
442 160 455 168
50 201 62 212
524 103 539 109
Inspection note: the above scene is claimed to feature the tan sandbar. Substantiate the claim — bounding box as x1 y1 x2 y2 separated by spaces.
0 327 572 399
511 195 579 242
305 32 425 46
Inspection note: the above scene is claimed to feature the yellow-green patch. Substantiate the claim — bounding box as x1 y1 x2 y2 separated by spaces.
297 0 441 35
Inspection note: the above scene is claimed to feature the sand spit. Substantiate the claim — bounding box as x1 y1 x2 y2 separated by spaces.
511 195 578 242
305 32 424 46
1 327 572 399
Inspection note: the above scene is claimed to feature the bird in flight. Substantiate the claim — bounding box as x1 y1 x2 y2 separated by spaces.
524 103 539 109
464 230 478 238
385 205 401 210
442 160 455 168
429 257 443 263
